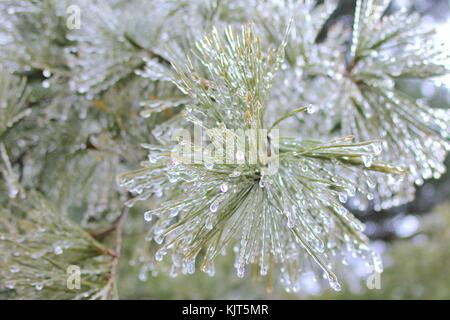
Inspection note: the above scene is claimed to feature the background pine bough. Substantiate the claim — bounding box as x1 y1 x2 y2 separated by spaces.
0 0 449 299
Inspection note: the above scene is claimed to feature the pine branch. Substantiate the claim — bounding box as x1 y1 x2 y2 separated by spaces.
0 0 448 298
118 24 403 292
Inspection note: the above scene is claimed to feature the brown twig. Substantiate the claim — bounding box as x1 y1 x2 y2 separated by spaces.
89 222 118 240
89 208 126 240
104 206 128 299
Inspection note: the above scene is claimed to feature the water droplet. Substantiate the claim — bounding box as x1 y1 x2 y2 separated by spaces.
148 155 157 164
6 281 15 289
210 202 218 213
347 186 356 197
35 283 44 291
43 69 51 78
203 263 216 277
236 265 245 278
328 276 341 292
338 192 348 203
155 189 163 198
362 155 373 168
31 250 45 259
287 215 294 229
10 266 20 273
259 259 268 275
307 104 317 114
229 170 241 177
170 265 178 278
53 246 63 255
220 183 229 193
372 142 382 155
154 234 164 244
139 271 148 282
155 248 167 262
8 186 18 198
144 211 152 222
235 150 245 162
259 179 265 188
169 209 179 218
366 177 376 189
168 174 178 183
185 259 195 274
205 216 213 230
42 80 50 89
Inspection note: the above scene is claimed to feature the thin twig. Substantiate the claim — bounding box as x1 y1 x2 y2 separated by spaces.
104 206 128 299
89 208 127 240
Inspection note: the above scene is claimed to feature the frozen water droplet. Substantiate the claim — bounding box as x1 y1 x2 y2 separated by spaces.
144 211 152 222
220 183 229 193
328 276 341 292
155 248 167 262
372 142 382 155
347 186 356 197
259 179 265 188
362 155 373 168
139 271 148 282
338 192 348 203
366 178 376 189
155 189 163 198
31 250 45 259
235 150 245 162
78 86 88 94
260 264 268 276
185 259 195 274
205 217 213 230
170 265 178 278
8 186 18 198
236 265 245 278
287 216 294 228
6 281 15 289
148 155 157 164
43 69 51 78
168 174 178 183
204 263 215 277
154 234 164 245
42 80 50 89
229 170 241 178
307 104 317 114
169 209 179 218
210 202 218 213
54 246 63 255
10 266 20 273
